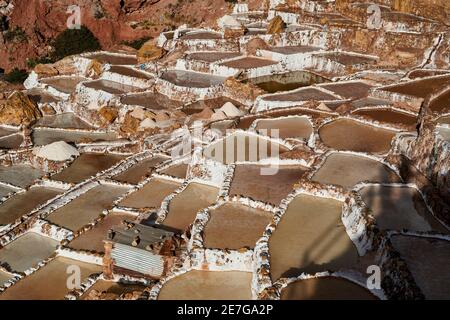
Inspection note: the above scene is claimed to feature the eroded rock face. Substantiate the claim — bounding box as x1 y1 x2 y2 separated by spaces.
267 16 286 34
245 37 270 56
137 40 167 63
98 106 119 126
223 77 265 104
0 91 42 126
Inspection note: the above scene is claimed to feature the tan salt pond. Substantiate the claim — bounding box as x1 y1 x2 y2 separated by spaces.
391 235 450 300
161 70 226 88
46 184 130 231
0 232 58 272
32 128 117 146
158 270 253 300
319 118 396 153
113 156 168 184
254 116 313 139
87 53 137 65
383 75 450 98
186 52 241 63
162 183 219 233
280 277 377 300
359 185 447 233
119 178 181 209
311 153 400 189
204 133 289 165
0 164 44 188
33 113 93 130
52 153 125 184
84 79 141 94
269 194 359 280
41 77 86 94
108 66 153 80
68 212 136 253
352 108 417 129
80 280 146 300
0 187 63 226
159 163 189 179
0 257 101 300
219 57 277 69
230 165 307 205
203 202 272 249
0 134 23 149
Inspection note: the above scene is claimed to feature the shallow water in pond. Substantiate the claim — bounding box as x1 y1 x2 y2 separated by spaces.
41 77 85 94
113 156 168 184
249 71 329 93
254 116 313 139
0 164 44 187
352 108 417 128
87 53 137 65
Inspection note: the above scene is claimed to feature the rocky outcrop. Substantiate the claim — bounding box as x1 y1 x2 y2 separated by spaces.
98 106 119 126
267 16 286 34
0 91 42 126
223 77 265 105
137 40 167 63
245 37 270 56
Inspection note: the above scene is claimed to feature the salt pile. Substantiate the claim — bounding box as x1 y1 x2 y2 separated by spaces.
218 102 243 117
33 141 80 161
217 15 242 29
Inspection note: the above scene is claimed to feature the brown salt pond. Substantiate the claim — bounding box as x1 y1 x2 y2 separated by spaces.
84 79 141 95
26 88 60 104
0 126 17 138
0 134 23 149
158 270 253 300
318 52 377 66
407 69 449 80
352 108 417 129
0 164 44 187
179 31 222 40
68 212 136 253
80 280 146 300
41 77 86 94
0 187 63 226
318 81 373 100
269 194 359 280
113 156 168 184
382 74 450 98
311 153 400 189
0 185 15 199
108 66 153 80
263 87 339 102
390 235 450 299
204 133 290 164
230 165 307 205
161 70 226 88
319 118 396 154
46 184 130 231
119 178 182 209
120 92 183 110
203 202 272 249
268 45 322 55
219 57 277 69
52 153 125 184
248 70 329 93
0 270 13 287
161 183 219 233
254 116 313 139
33 113 93 130
359 185 447 233
0 232 58 272
280 277 377 300
430 89 450 113
87 53 137 65
159 163 189 179
32 128 117 146
186 52 241 63
0 257 101 300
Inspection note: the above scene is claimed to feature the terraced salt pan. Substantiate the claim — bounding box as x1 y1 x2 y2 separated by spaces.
186 52 241 63
158 270 252 300
0 232 58 272
159 163 189 179
262 87 339 102
390 235 450 300
318 81 373 100
0 126 18 138
120 92 183 110
254 116 313 139
86 53 137 65
0 257 101 300
218 57 277 69
0 270 13 287
83 79 141 94
113 156 168 184
203 202 272 250
248 70 329 93
160 70 226 88
68 212 136 253
0 134 23 149
230 165 307 206
183 96 242 115
51 153 125 184
0 185 15 199
0 187 63 226
107 66 153 80
41 77 86 94
180 31 223 40
430 89 450 113
269 194 359 280
311 153 400 189
161 183 219 233
319 118 396 154
437 115 450 125
119 178 182 209
352 108 417 129
32 128 117 146
46 184 130 231
381 75 450 98
0 164 44 188
26 88 60 104
280 277 377 300
80 280 146 300
359 185 447 233
316 52 377 66
34 113 93 129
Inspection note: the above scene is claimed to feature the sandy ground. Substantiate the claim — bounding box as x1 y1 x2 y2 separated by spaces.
162 183 218 233
269 194 359 281
280 277 377 300
158 270 253 300
203 202 272 249
311 153 401 189
0 257 101 300
319 118 396 154
255 116 313 139
46 184 130 231
0 232 58 272
113 156 167 184
0 164 44 188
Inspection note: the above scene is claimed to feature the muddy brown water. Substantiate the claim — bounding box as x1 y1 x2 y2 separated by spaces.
219 57 277 69
319 118 396 154
41 77 85 94
87 53 137 65
33 113 93 130
32 128 117 146
0 257 101 300
319 81 373 99
160 163 189 179
280 277 377 300
84 79 141 95
187 52 241 63
180 31 222 40
113 156 168 184
391 235 450 300
119 178 182 209
203 202 272 250
255 116 313 139
162 183 219 233
0 187 63 226
359 185 447 233
248 70 329 93
430 89 450 113
108 66 152 80
268 46 322 55
121 92 183 110
0 164 44 188
161 70 226 88
68 212 136 253
0 232 58 272
263 87 338 102
230 165 308 205
311 153 400 189
352 108 417 128
0 134 23 150
52 153 125 184
0 127 17 138
158 270 253 300
46 184 130 231
269 194 359 281
384 75 450 98
408 69 449 80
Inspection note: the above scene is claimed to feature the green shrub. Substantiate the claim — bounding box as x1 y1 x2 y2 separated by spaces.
26 56 54 69
4 27 27 43
4 68 28 83
50 26 101 61
121 37 151 50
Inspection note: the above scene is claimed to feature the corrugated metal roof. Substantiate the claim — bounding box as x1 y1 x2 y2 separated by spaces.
112 243 164 277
